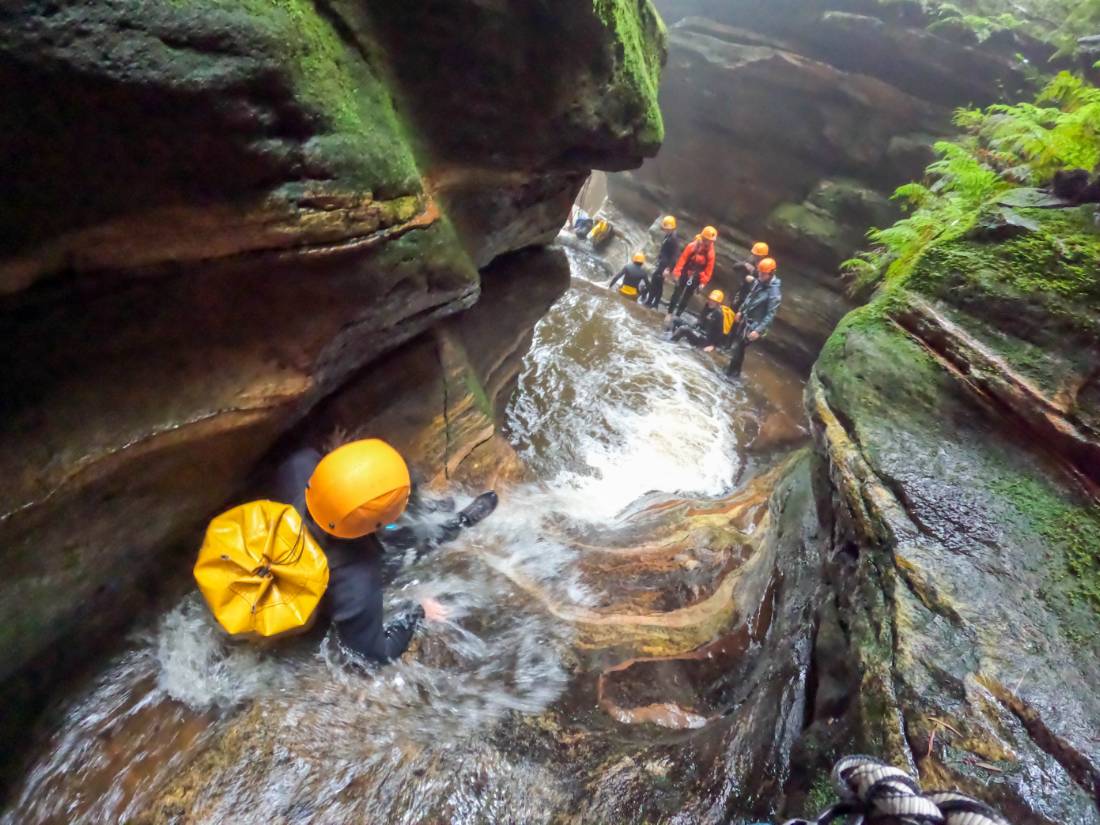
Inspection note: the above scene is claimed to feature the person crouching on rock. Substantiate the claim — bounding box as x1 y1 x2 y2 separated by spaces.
273 440 498 663
726 258 782 379
609 252 649 299
670 289 737 353
643 215 679 308
668 226 717 317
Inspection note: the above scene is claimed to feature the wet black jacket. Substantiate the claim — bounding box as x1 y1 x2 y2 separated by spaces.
274 448 423 662
696 304 731 348
733 274 756 311
609 262 648 290
672 304 732 349
657 232 679 269
738 276 782 336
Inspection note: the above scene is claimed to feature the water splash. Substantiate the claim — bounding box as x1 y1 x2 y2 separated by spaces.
507 263 748 522
2 213 796 825
155 596 293 708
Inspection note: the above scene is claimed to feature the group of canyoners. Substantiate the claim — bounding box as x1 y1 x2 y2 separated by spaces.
607 216 782 378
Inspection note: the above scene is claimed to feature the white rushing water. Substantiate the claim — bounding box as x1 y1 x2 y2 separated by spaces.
507 250 747 523
3 228 771 825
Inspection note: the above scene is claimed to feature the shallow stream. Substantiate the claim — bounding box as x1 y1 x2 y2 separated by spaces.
3 222 807 825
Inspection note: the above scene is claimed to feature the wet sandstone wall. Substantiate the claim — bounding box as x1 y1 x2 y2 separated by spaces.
0 0 665 773
790 202 1100 824
609 0 1054 369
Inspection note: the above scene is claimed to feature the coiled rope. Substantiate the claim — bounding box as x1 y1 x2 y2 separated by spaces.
781 755 1011 825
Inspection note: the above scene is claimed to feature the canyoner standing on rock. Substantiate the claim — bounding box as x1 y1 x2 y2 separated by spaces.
669 288 737 352
643 214 680 308
668 225 717 317
733 241 770 309
609 252 649 299
726 257 781 379
194 439 499 664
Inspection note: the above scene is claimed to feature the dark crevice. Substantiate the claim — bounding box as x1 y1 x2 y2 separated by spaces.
313 0 381 75
987 682 1100 811
801 614 822 732
434 337 452 481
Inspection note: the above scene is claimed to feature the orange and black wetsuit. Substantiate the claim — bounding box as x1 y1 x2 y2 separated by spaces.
668 240 715 316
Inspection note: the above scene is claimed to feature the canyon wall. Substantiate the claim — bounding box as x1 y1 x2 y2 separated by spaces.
610 0 1049 368
0 0 664 765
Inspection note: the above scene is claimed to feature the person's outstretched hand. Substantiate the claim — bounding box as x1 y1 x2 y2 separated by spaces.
703 345 715 352
420 597 450 623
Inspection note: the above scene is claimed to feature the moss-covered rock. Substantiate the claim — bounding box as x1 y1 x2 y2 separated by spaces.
0 0 668 783
806 203 1100 821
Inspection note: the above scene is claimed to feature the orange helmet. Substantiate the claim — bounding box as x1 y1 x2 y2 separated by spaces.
751 242 769 257
707 289 726 303
305 439 411 539
632 252 646 264
701 226 718 241
661 215 677 230
758 257 777 274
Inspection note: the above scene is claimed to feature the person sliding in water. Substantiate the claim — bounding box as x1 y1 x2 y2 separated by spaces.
668 226 717 317
271 440 498 662
669 289 737 352
643 215 679 308
726 257 782 379
608 252 648 299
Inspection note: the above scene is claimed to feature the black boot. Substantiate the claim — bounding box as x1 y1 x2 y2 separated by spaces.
726 341 746 379
457 491 499 527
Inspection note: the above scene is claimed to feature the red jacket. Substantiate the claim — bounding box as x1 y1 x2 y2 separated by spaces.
673 239 716 286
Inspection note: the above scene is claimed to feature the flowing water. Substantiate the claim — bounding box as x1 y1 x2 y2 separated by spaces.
2 217 807 825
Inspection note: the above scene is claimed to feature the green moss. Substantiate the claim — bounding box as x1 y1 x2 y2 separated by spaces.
593 0 666 147
805 772 839 814
171 0 421 196
817 290 913 371
464 371 493 419
768 202 846 253
907 206 1100 349
990 474 1100 619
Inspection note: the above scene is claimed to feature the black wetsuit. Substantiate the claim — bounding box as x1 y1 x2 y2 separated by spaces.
726 276 782 377
609 262 648 294
670 304 729 349
732 263 758 310
645 231 679 308
274 448 457 662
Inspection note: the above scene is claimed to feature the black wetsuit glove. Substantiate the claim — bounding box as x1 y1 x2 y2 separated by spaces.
456 491 499 527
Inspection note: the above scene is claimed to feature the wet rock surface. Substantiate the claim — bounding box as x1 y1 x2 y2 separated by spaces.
113 453 826 825
794 203 1100 823
0 0 664 780
2 244 822 824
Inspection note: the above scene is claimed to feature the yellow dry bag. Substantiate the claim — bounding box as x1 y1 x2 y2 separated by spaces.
194 500 330 640
721 306 737 336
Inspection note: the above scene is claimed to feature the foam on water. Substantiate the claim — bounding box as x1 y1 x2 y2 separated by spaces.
3 223 762 825
507 254 745 523
155 596 293 708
